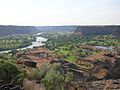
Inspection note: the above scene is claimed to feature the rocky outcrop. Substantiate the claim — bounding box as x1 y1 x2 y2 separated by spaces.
64 79 120 90
87 79 120 90
17 60 37 68
0 80 22 90
92 56 120 80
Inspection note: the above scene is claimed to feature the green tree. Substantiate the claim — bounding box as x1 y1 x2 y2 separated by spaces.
42 70 64 90
41 63 73 90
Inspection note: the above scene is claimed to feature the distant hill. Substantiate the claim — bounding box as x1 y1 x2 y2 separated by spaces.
0 25 76 36
0 25 120 36
0 25 37 36
36 26 76 32
74 26 120 36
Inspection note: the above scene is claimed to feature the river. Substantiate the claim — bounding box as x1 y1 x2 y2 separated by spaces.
95 46 113 50
0 34 47 53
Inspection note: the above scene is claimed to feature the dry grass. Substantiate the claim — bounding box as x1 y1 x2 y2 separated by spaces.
23 79 45 90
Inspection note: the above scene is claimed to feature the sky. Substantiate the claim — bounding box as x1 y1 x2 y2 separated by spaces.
0 0 120 26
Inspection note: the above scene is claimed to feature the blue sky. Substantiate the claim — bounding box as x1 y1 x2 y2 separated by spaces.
0 0 120 25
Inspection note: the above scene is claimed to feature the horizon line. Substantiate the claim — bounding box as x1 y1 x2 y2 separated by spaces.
0 24 120 26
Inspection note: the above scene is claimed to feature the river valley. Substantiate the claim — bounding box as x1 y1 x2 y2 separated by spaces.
0 34 47 53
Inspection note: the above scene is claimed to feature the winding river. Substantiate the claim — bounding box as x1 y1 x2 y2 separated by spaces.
0 34 47 53
0 33 112 54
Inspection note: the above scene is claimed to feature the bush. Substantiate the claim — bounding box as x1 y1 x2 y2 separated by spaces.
32 63 73 90
0 60 26 85
42 70 65 90
33 63 50 80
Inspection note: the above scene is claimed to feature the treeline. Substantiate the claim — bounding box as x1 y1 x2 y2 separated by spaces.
74 25 120 36
44 34 120 51
0 25 37 36
0 35 36 51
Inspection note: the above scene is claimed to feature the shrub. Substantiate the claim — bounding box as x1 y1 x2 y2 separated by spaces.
42 70 65 90
0 60 26 85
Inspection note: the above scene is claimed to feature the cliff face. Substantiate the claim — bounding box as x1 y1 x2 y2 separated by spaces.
0 25 37 36
74 26 120 36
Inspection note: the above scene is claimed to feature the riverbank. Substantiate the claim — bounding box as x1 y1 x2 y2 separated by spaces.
0 34 47 53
